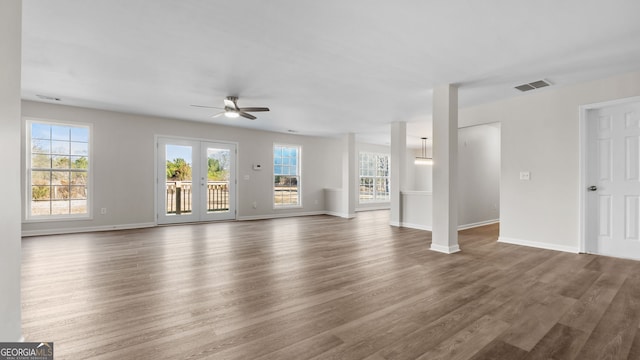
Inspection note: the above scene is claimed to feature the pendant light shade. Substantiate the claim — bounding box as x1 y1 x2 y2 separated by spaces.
415 137 433 165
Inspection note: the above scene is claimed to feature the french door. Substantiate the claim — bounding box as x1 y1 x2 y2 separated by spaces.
157 137 236 224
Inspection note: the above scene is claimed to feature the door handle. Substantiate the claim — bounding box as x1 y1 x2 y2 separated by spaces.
588 185 598 191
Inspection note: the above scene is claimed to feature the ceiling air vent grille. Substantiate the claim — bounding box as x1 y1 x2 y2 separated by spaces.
515 79 551 92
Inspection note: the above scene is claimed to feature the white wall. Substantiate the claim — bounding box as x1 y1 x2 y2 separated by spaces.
21 101 342 234
460 70 640 251
458 124 500 227
0 0 23 341
401 191 433 230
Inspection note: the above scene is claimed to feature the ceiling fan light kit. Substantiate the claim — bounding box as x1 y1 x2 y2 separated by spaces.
191 96 269 120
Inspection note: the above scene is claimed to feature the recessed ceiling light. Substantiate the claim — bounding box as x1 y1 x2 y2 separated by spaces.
287 130 297 133
36 94 61 101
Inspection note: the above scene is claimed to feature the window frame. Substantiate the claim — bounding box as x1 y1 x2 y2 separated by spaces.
273 143 302 209
25 118 93 221
358 152 390 203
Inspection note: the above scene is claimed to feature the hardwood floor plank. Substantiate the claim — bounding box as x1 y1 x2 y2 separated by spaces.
379 284 511 360
575 275 640 360
627 329 640 360
557 267 602 300
498 292 576 351
308 317 422 360
256 334 345 360
559 272 626 334
467 339 528 360
414 315 510 360
522 323 587 360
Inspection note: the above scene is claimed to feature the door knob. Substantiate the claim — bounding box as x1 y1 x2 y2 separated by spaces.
588 185 598 191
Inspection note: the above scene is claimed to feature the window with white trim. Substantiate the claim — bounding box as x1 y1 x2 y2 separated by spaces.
27 120 91 218
273 144 301 207
359 152 390 202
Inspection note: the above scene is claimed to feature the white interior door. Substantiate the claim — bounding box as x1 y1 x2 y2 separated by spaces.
586 101 640 259
157 137 236 224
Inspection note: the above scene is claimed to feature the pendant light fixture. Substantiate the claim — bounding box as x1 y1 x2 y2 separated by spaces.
415 137 433 165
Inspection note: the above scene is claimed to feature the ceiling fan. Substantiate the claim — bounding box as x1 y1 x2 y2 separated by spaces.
191 96 269 120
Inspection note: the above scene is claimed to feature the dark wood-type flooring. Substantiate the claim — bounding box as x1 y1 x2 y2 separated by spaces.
21 211 640 359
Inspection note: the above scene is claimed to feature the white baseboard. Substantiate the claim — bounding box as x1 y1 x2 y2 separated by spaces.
457 219 500 231
400 222 432 231
22 211 337 236
324 211 356 219
356 204 391 212
430 243 461 254
396 219 498 232
237 211 326 221
389 221 401 227
498 236 579 254
22 222 156 237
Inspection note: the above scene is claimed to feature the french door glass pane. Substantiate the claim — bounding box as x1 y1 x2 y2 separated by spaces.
206 147 231 213
165 145 193 215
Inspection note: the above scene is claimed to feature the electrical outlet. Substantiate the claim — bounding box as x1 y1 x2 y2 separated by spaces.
100 208 107 215
519 171 531 181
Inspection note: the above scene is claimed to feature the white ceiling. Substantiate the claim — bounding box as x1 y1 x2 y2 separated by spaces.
21 0 640 147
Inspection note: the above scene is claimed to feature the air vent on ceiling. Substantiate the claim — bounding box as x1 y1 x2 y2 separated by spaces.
36 94 62 101
514 79 551 92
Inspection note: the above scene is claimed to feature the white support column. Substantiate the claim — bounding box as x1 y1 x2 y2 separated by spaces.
341 133 356 218
390 121 406 226
431 84 460 254
0 0 23 341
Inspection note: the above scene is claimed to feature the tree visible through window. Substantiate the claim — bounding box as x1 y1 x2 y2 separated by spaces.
359 152 390 202
27 121 90 218
274 144 301 207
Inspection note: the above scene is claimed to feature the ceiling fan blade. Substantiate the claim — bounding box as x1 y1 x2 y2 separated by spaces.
211 112 225 118
239 112 257 120
239 107 270 112
224 98 238 110
191 104 223 109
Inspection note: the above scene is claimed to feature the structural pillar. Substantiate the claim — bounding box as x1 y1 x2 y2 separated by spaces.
341 133 356 218
390 121 407 226
0 0 24 341
431 84 460 254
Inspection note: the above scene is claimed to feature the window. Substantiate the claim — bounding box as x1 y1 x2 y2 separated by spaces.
359 152 390 202
27 121 90 218
274 144 301 207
